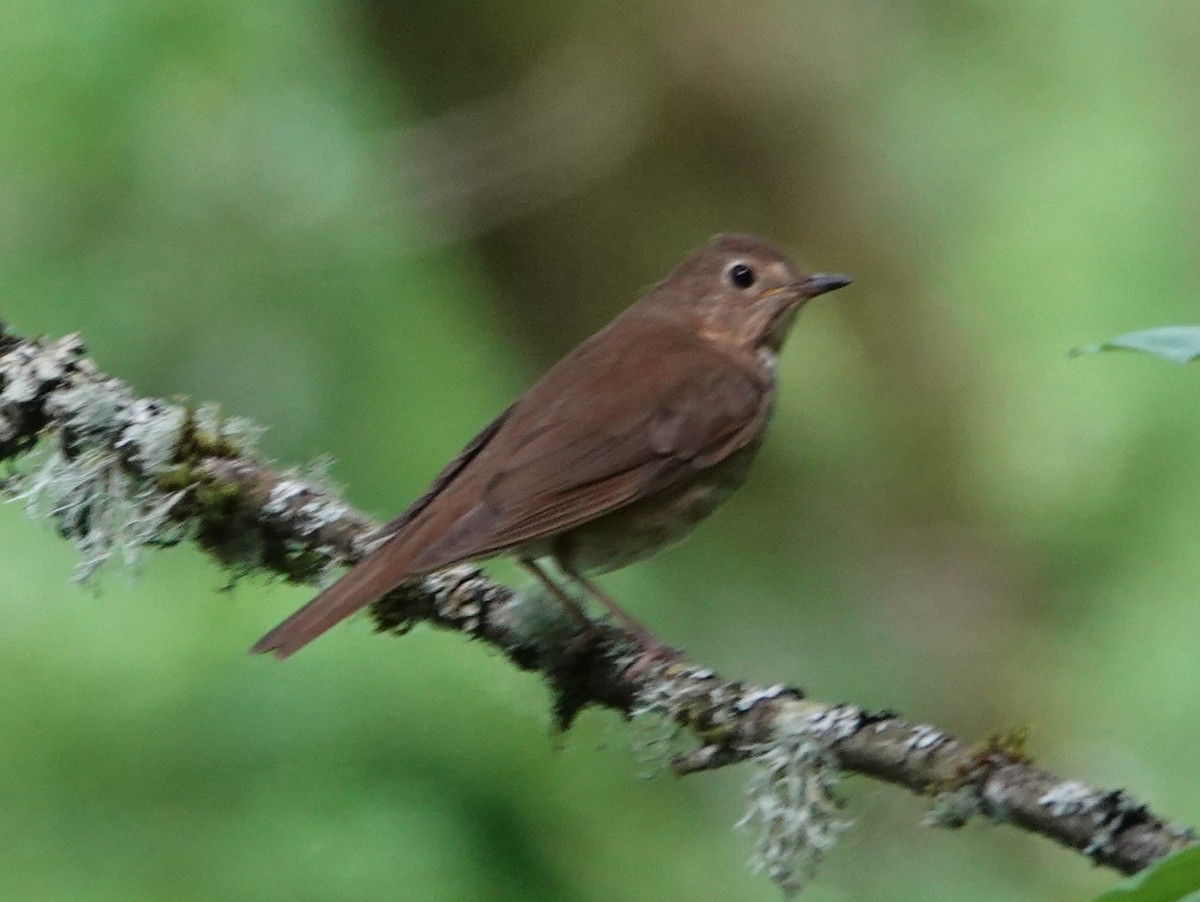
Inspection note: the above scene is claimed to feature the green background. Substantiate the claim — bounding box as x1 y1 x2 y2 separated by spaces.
2 2 1198 900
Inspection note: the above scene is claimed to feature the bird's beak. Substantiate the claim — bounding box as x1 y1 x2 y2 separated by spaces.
797 273 853 300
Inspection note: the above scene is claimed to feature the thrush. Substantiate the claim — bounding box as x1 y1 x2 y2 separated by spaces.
252 234 850 659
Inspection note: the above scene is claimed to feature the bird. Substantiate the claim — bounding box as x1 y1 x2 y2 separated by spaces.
251 234 850 660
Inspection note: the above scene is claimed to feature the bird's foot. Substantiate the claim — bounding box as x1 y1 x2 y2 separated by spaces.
623 641 685 681
561 622 606 662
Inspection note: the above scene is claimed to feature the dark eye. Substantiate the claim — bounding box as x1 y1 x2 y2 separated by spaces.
728 262 756 289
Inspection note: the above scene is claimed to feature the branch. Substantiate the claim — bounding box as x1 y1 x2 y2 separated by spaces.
1 323 1193 895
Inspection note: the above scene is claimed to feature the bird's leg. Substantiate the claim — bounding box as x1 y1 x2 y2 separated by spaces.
518 558 592 630
557 563 682 675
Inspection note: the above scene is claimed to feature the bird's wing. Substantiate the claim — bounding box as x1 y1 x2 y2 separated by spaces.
250 328 768 659
407 335 768 572
372 403 515 543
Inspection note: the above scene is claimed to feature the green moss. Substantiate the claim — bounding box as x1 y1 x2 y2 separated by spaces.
983 725 1033 765
261 542 327 584
682 701 738 744
175 405 241 463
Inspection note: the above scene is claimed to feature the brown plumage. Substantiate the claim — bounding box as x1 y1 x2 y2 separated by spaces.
251 234 850 659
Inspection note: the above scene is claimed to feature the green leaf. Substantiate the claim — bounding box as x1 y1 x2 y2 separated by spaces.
1092 846 1200 902
1074 326 1200 364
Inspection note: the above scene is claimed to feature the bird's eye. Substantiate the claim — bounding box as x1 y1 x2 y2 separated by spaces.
728 262 756 289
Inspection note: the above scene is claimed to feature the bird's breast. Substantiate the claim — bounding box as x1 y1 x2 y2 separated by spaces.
547 437 765 575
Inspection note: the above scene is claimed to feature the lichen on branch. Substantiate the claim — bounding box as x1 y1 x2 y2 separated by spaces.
0 322 1193 895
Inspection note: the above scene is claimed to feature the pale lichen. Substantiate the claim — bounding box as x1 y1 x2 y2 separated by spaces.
629 668 716 776
737 709 850 897
1 346 264 581
924 784 983 829
904 723 948 754
632 673 850 896
1038 780 1098 818
1036 781 1125 857
11 440 186 579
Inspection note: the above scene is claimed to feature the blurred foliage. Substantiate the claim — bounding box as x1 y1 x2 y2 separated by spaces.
1092 846 1200 902
1078 326 1200 365
2 1 1199 900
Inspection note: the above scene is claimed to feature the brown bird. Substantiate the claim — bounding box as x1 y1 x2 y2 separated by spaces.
252 234 850 660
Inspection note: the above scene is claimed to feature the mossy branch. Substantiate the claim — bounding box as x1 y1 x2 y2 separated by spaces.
0 323 1193 896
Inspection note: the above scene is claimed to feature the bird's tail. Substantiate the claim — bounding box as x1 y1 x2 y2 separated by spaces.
249 537 416 658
